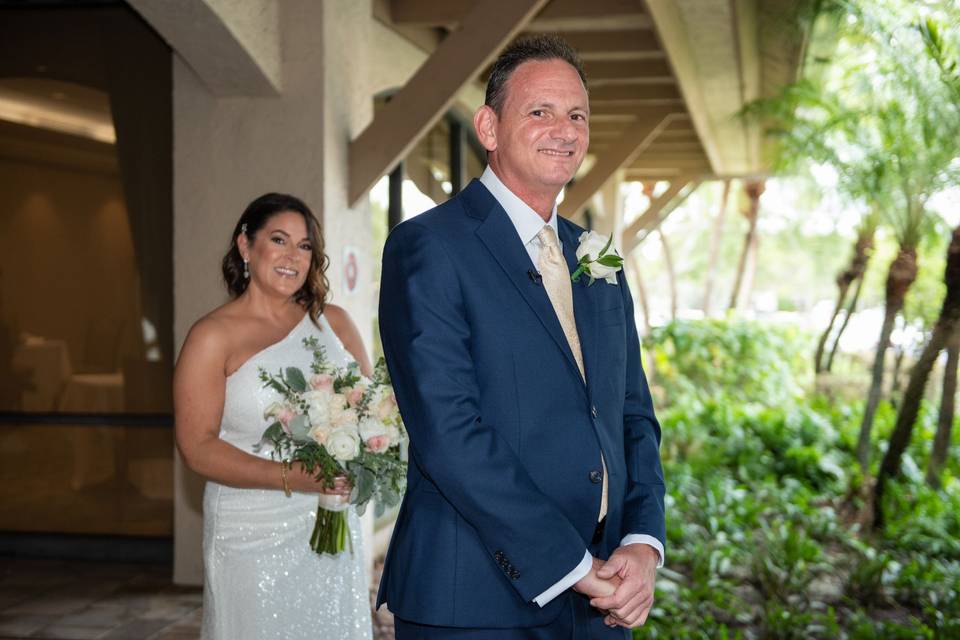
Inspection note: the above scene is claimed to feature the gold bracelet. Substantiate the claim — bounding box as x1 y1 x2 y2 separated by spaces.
279 460 292 498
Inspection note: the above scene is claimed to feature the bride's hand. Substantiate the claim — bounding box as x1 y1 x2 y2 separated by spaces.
319 474 352 497
286 464 351 497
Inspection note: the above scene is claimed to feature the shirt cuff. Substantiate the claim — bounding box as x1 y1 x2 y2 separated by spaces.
620 534 665 567
533 550 591 607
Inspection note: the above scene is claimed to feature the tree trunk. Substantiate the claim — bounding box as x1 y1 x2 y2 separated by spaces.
660 230 677 321
889 342 907 408
857 246 919 471
815 280 852 374
927 329 960 488
872 320 953 528
630 255 652 334
827 274 865 372
703 179 731 317
728 181 765 312
816 229 875 373
874 225 960 527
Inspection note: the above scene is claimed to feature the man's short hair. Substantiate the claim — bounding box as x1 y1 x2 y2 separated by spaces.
485 34 587 115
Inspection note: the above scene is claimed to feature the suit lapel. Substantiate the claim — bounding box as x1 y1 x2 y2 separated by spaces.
464 181 585 386
559 219 599 391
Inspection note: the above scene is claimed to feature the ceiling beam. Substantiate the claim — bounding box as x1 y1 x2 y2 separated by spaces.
622 179 699 253
582 59 672 82
591 99 685 114
644 0 723 174
628 155 709 170
590 84 680 101
350 0 548 205
559 109 677 219
562 30 663 60
391 0 651 29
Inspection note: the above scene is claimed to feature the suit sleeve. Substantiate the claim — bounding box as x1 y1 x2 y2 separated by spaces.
618 271 667 549
379 221 587 603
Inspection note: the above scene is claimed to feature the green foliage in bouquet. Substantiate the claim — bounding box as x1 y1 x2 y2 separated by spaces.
255 337 407 554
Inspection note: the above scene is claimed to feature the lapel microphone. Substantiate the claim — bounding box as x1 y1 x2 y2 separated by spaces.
527 269 543 285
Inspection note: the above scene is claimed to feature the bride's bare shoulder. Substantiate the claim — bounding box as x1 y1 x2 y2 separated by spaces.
179 303 246 362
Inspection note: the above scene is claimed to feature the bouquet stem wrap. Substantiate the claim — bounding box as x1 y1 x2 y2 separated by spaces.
310 498 353 555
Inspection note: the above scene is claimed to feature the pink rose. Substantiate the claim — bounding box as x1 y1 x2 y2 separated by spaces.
366 435 390 454
310 374 334 392
276 407 297 433
346 387 364 406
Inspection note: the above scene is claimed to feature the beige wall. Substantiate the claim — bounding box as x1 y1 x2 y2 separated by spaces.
170 0 435 585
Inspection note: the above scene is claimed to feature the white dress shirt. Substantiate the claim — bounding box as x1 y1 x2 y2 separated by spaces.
478 166 665 607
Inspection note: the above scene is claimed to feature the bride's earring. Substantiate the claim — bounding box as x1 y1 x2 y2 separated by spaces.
243 259 250 279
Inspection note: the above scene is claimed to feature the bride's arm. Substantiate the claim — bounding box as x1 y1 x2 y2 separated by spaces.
173 317 346 495
324 304 373 378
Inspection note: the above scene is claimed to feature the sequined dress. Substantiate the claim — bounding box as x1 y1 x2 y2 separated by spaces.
202 313 372 639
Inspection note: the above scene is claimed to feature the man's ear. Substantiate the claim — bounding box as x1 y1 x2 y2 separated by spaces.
473 105 498 152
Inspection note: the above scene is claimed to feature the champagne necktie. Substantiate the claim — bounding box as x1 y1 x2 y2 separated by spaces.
536 225 608 521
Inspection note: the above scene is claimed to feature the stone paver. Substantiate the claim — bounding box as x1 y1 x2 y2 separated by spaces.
0 557 396 640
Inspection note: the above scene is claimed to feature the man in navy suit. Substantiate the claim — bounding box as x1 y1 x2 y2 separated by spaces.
377 35 666 638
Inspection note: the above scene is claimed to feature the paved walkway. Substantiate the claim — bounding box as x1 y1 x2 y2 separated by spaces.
0 558 394 639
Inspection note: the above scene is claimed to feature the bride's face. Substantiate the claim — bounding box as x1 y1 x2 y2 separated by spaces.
240 211 312 298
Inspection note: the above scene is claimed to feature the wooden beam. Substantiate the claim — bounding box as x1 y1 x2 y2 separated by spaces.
591 98 685 113
558 109 677 219
629 155 709 170
562 30 662 58
392 0 650 28
350 0 548 205
623 169 692 180
537 0 650 20
646 141 704 152
590 84 680 101
656 129 699 140
390 0 474 25
622 179 699 253
527 14 652 32
582 59 672 82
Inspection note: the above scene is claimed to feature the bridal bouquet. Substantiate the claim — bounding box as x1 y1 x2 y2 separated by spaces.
256 336 407 556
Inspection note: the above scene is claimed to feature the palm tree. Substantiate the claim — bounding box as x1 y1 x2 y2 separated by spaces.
871 14 960 525
815 215 877 373
874 224 960 527
927 329 959 488
743 4 946 472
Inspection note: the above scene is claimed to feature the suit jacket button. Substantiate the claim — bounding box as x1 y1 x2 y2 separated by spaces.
591 405 598 418
589 469 603 484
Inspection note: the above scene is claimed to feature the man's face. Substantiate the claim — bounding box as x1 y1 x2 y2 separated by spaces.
487 59 589 193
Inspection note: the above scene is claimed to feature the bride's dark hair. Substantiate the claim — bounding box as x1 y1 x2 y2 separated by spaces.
222 193 330 321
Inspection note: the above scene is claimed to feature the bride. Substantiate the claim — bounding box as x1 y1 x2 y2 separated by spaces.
174 193 373 639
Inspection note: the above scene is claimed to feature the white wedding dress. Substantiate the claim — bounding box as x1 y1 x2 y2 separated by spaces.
202 313 372 639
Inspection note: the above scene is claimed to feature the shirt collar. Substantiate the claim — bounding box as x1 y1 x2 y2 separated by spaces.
479 165 558 248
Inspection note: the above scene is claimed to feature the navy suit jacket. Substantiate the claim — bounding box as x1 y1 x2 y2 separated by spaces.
376 179 665 628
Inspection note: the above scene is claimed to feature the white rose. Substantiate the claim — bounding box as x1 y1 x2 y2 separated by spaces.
371 387 399 422
359 417 388 442
302 389 332 426
308 421 332 445
325 428 361 461
576 231 621 284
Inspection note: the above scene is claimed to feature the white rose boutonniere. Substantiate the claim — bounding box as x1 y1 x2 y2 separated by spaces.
572 231 624 285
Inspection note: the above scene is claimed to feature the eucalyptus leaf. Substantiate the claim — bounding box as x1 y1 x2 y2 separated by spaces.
284 367 307 392
288 414 311 441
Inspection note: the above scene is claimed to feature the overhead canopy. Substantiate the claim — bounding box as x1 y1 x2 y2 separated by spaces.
356 0 811 212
